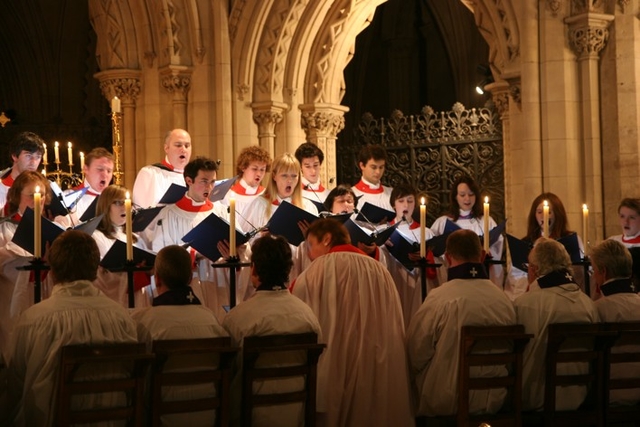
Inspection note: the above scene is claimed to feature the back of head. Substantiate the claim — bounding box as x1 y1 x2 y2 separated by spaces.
236 145 272 176
591 239 632 279
446 229 482 264
184 156 218 181
306 218 351 248
11 131 45 157
357 144 387 165
49 230 100 283
155 245 193 290
251 234 293 288
294 142 324 164
530 238 571 276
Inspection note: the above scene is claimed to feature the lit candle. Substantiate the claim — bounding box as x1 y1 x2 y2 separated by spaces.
34 186 42 258
543 200 550 238
229 198 237 257
67 142 73 166
582 204 589 256
42 143 48 166
111 96 121 114
483 196 490 252
41 168 46 177
420 197 426 258
125 191 133 261
79 152 85 170
54 141 60 163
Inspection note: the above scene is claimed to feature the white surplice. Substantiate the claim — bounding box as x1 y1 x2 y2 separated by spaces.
132 162 186 209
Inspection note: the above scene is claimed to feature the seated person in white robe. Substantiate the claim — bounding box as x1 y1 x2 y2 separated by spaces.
132 128 192 209
56 147 114 228
223 234 321 427
291 219 413 427
221 145 272 232
407 229 516 417
5 230 138 426
351 144 393 211
515 238 599 411
92 185 152 308
0 171 52 357
591 239 640 406
430 175 503 288
295 142 331 205
132 245 227 426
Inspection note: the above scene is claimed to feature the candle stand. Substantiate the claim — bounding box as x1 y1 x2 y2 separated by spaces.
211 256 250 309
17 258 50 304
109 261 154 308
410 257 442 302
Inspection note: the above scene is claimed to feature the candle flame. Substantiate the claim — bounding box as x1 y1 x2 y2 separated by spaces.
420 197 425 206
67 141 72 148
583 204 588 210
125 191 130 200
543 200 548 207
80 151 84 157
35 186 40 194
54 141 59 148
484 196 489 203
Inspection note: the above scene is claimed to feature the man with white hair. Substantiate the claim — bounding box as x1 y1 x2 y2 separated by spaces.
515 238 598 411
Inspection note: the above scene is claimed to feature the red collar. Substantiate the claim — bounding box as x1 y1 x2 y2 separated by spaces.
72 183 100 197
329 244 367 256
161 159 174 171
622 234 640 244
354 180 383 194
390 219 419 229
272 199 280 206
11 212 21 222
175 195 213 212
305 183 326 192
230 182 264 196
1 174 14 187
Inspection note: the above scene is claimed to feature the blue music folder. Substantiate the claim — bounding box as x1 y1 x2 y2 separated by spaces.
267 201 319 246
182 212 249 261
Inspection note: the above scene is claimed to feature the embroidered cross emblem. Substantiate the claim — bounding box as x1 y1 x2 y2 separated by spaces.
470 268 478 277
565 272 573 282
186 291 195 303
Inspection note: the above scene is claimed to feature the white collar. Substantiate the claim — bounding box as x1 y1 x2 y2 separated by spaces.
239 178 260 195
361 177 380 190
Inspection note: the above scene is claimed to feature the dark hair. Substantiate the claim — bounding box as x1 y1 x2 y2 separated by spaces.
294 142 324 164
323 184 356 212
85 147 114 166
11 131 45 158
446 229 482 263
448 175 482 220
390 183 417 207
524 192 573 242
251 235 293 288
306 218 351 248
49 230 100 283
155 245 193 289
618 198 640 216
7 170 51 215
357 144 387 166
235 146 272 176
184 156 218 182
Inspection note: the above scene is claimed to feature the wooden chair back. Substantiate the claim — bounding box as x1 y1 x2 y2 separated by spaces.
241 332 326 427
151 336 238 427
55 342 153 426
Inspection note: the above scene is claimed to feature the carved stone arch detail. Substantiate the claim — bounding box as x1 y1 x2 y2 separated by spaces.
148 0 195 67
89 0 141 70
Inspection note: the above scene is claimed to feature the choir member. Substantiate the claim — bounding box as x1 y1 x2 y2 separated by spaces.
295 141 330 204
0 131 45 214
291 219 413 427
609 198 640 248
132 128 192 208
351 144 393 211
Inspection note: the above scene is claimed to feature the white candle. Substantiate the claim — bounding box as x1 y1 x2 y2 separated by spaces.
582 204 589 256
483 196 490 252
125 191 133 261
42 143 48 166
67 142 73 166
34 186 42 258
420 197 426 258
229 198 237 257
54 141 60 163
543 200 550 238
111 96 121 113
79 152 85 170
42 168 46 176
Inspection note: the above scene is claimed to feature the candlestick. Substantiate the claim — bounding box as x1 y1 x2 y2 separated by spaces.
111 96 121 114
79 151 85 170
41 168 46 177
483 196 490 252
54 141 60 164
34 186 42 258
42 143 48 166
67 142 73 166
543 200 550 238
582 204 589 256
229 198 237 257
420 197 426 258
125 191 133 261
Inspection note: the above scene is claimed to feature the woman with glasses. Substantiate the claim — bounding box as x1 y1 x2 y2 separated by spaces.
92 185 153 308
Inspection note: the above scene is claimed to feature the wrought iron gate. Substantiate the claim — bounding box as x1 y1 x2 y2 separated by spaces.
337 102 504 226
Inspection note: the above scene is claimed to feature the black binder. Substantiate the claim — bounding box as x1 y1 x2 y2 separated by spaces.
158 184 187 205
387 229 420 269
132 206 165 233
182 212 250 261
355 202 395 224
209 178 235 202
79 196 99 222
100 239 157 270
344 219 400 247
266 201 319 246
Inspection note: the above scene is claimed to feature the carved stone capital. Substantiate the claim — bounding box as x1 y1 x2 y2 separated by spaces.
618 0 630 13
94 69 142 105
564 12 614 60
160 66 192 98
548 0 562 16
236 83 250 101
485 81 511 119
251 102 288 138
299 104 349 139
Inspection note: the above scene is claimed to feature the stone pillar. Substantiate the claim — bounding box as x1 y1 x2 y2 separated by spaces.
251 102 288 158
160 65 192 130
299 103 349 189
565 7 614 244
95 70 141 190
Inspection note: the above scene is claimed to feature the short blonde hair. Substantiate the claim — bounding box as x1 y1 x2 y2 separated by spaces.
529 238 571 276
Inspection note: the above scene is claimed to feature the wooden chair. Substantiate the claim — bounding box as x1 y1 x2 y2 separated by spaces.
55 342 154 426
525 323 618 427
241 332 326 427
602 321 640 425
151 336 238 427
420 324 533 427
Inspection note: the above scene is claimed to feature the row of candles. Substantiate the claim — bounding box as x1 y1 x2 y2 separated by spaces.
41 141 85 170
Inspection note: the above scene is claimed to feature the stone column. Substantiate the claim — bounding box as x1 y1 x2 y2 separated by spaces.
565 6 614 244
251 102 288 158
299 103 349 189
95 70 141 190
160 65 192 130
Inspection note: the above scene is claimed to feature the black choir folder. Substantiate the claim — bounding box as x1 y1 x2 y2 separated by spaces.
79 196 99 222
158 184 187 205
344 219 400 247
427 219 507 257
182 212 249 261
388 229 420 269
100 239 157 270
305 198 326 214
506 232 582 271
209 178 235 202
355 202 395 224
132 206 164 233
12 208 103 257
267 201 319 246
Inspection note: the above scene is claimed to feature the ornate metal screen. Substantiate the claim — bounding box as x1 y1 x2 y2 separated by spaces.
338 102 504 226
